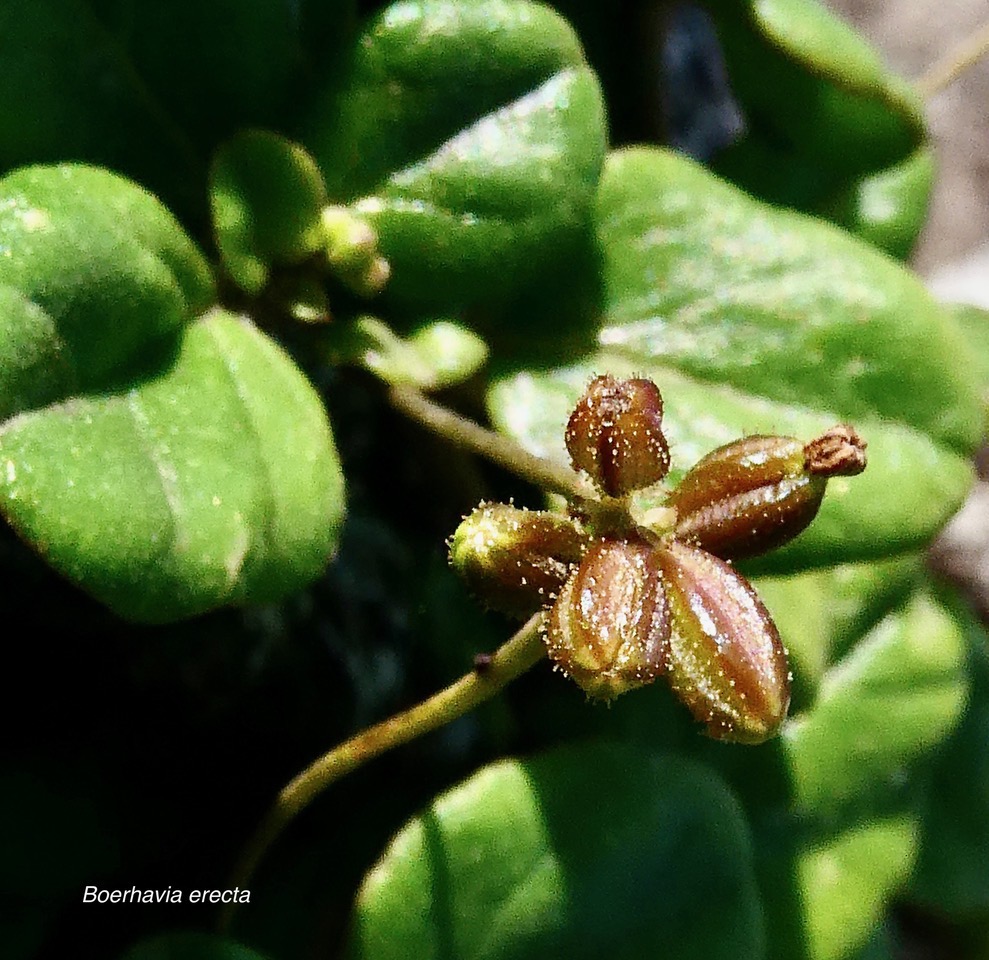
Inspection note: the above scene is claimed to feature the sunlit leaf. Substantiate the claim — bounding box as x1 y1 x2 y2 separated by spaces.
347 742 764 960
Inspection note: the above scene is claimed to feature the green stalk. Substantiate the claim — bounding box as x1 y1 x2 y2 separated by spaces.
220 611 547 931
389 383 593 501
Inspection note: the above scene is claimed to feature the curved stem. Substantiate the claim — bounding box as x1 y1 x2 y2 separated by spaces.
219 611 548 932
389 383 593 501
916 20 989 97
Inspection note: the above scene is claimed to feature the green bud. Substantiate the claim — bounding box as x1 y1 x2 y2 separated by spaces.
448 503 586 618
320 205 390 297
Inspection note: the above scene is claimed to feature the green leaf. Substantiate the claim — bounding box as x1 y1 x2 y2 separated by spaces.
910 613 989 917
119 932 270 960
307 0 588 199
782 591 968 819
305 0 607 310
753 556 921 709
210 131 328 294
945 303 989 403
0 310 345 623
705 582 965 960
595 150 975 453
750 803 919 960
705 0 926 216
0 164 342 620
488 148 980 569
752 570 840 712
0 164 215 409
805 556 923 664
849 923 897 960
794 818 917 960
347 742 764 960
912 696 989 916
824 147 935 260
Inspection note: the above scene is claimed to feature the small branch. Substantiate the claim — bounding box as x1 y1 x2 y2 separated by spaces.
219 611 548 932
916 20 989 98
389 383 593 501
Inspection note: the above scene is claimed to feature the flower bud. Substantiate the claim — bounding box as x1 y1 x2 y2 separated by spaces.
545 538 670 700
321 205 390 296
654 541 790 743
448 503 586 618
668 434 826 560
565 376 671 497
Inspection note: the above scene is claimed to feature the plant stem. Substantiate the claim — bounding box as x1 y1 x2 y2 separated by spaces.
916 20 989 97
389 382 593 501
219 611 547 932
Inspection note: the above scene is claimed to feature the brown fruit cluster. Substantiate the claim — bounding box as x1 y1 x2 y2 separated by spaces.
449 375 867 744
